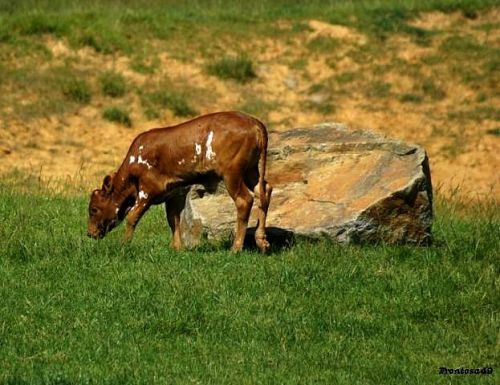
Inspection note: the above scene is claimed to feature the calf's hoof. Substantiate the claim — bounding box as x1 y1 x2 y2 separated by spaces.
170 241 183 251
231 242 243 253
256 238 270 254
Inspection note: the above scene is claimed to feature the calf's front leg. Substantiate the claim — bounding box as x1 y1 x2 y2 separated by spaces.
165 191 187 250
124 195 151 242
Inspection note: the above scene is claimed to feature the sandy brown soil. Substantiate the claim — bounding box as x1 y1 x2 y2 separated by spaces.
0 10 498 199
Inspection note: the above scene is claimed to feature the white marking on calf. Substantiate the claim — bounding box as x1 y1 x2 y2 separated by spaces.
178 158 185 165
137 155 153 169
139 145 144 151
195 143 202 155
138 190 148 200
205 131 216 160
129 155 136 164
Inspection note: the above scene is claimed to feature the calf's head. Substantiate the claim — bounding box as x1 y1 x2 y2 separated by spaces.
87 175 120 239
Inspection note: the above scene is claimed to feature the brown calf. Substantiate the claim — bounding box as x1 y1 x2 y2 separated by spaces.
87 111 272 253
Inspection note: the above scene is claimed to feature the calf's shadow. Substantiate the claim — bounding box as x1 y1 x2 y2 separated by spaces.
243 226 295 253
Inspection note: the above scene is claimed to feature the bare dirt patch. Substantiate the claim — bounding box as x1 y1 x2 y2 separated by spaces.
307 20 368 44
409 11 465 30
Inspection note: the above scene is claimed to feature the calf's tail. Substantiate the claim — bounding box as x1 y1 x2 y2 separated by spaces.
256 120 268 209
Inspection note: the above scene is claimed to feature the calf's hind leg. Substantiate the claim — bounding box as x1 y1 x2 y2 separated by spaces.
224 173 254 252
245 170 272 253
253 181 272 253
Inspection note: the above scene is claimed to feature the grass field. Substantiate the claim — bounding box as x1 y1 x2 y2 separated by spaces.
0 182 498 384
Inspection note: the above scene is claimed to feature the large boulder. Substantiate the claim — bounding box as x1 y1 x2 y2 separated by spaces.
179 123 433 248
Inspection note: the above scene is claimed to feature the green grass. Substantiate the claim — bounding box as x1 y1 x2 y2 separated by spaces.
334 71 360 84
0 0 497 65
130 56 159 75
307 36 341 53
11 12 69 37
100 71 127 98
448 105 500 122
140 90 197 118
399 93 423 103
420 54 443 66
366 81 392 98
206 56 256 83
102 107 132 127
305 99 335 115
237 95 276 121
60 77 91 104
74 29 131 54
440 35 499 92
304 85 334 114
308 83 329 95
0 180 498 384
2 0 498 24
421 78 446 100
486 127 500 136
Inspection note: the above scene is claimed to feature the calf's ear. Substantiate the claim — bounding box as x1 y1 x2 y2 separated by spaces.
102 175 113 194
